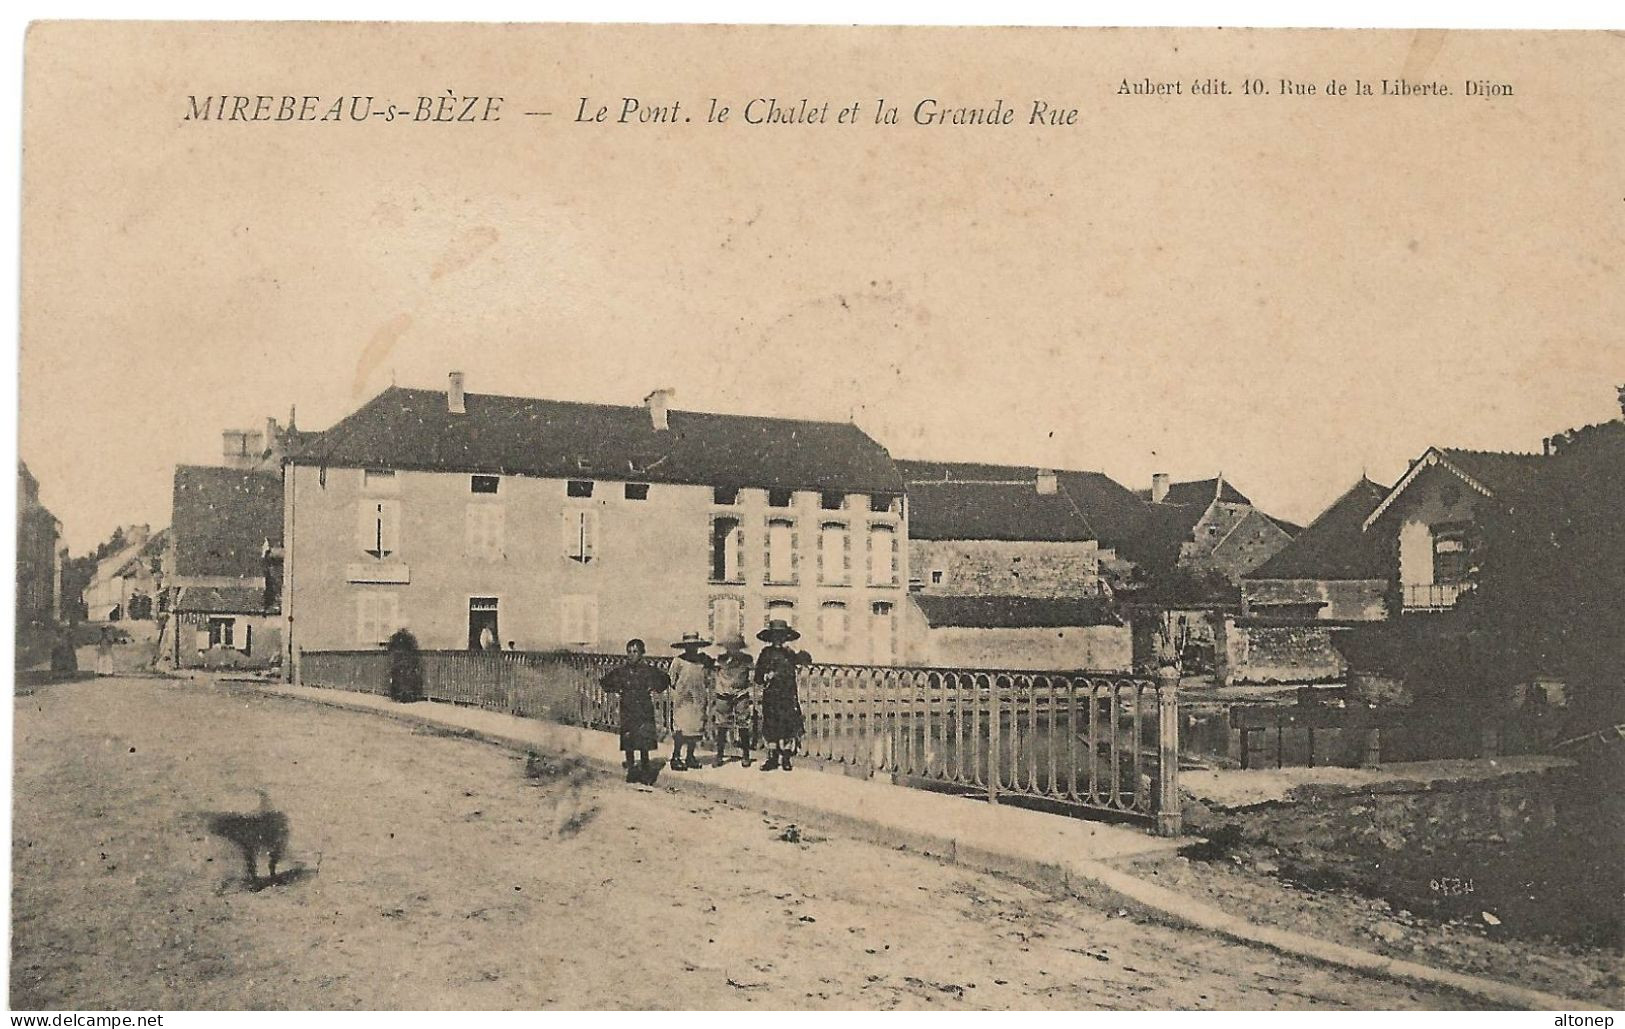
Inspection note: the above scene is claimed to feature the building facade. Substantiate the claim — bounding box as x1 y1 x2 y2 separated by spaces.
16 461 63 628
164 464 284 669
284 378 909 673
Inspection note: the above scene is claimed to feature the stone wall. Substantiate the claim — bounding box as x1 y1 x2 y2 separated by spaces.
915 623 1132 672
1243 578 1389 621
1220 619 1346 684
909 538 1100 598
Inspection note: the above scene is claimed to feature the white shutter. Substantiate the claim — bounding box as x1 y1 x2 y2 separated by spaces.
357 501 380 553
356 595 373 644
768 520 794 583
561 510 580 559
869 525 896 585
582 510 598 561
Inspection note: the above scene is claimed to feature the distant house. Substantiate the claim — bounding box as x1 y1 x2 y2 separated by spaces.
1243 477 1393 623
164 465 284 669
82 524 169 621
1220 477 1394 684
895 460 1138 670
16 461 64 628
282 376 909 671
1139 474 1298 582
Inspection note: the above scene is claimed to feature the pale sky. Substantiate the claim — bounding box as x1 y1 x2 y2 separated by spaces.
20 24 1623 553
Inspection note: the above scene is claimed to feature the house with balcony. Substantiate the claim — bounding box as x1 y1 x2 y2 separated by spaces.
282 375 909 676
1360 447 1548 614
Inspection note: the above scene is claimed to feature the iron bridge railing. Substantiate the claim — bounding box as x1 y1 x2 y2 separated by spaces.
296 648 1182 835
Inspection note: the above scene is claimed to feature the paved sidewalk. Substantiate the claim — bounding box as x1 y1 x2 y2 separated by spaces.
240 681 1594 1011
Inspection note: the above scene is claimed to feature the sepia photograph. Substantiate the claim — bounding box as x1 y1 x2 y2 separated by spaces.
8 15 1623 1016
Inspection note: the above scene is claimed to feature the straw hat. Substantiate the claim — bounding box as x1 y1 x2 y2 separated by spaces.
672 631 712 649
756 618 801 643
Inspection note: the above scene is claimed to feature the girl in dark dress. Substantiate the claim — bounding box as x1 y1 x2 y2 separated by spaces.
599 639 671 782
754 619 806 772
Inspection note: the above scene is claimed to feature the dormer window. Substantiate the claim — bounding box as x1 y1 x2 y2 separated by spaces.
363 468 398 492
567 480 594 499
768 489 794 508
624 483 650 501
713 486 739 505
471 474 500 495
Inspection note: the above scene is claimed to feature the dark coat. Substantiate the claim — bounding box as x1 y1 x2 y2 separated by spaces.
600 660 671 751
755 644 805 743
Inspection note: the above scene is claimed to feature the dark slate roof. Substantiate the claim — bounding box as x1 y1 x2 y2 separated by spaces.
171 466 283 579
174 584 270 614
292 386 903 494
1246 478 1393 581
896 459 1151 550
912 594 1122 629
901 481 1093 542
1138 477 1252 507
1437 449 1547 497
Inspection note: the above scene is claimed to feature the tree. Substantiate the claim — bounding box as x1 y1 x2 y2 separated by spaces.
1463 413 1625 729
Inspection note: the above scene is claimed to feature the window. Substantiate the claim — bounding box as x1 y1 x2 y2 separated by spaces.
567 480 594 498
820 491 844 511
362 468 398 492
356 499 401 559
465 504 506 560
1433 522 1473 584
560 595 599 645
930 569 945 585
207 616 236 649
624 482 650 501
713 486 739 505
710 516 743 583
468 597 499 650
868 524 899 586
818 521 850 585
870 602 896 662
766 518 797 584
767 488 794 508
869 494 897 513
355 594 399 646
471 474 500 494
819 601 848 647
709 596 744 642
562 509 599 563
766 598 796 628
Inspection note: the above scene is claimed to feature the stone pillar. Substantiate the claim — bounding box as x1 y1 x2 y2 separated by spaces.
1155 665 1182 837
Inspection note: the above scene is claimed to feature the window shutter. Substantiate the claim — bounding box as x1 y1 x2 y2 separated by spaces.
379 501 400 556
357 501 379 553
380 595 399 638
561 510 579 559
356 596 371 644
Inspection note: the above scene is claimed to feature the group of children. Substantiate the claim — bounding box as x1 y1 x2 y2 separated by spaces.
598 618 808 783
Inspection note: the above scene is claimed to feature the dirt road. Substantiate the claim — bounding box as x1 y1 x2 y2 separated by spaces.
11 678 1477 1010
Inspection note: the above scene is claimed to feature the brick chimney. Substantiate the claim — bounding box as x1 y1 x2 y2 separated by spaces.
644 388 674 431
448 371 466 415
1036 468 1058 495
1151 473 1170 504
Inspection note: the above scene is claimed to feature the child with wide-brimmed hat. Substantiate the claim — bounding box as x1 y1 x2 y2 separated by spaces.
668 632 713 771
711 633 756 766
754 619 807 771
